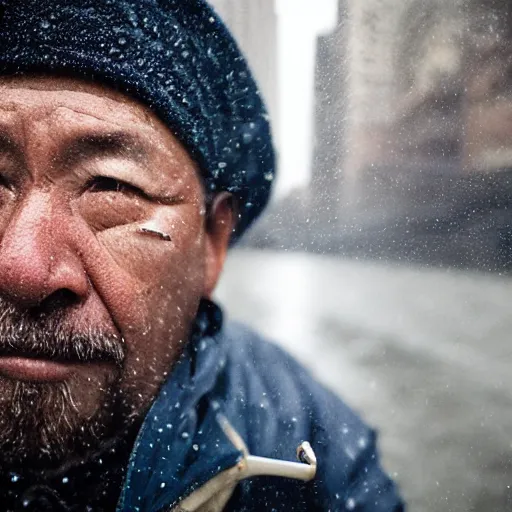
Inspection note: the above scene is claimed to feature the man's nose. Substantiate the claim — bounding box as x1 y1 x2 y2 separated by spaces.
0 191 89 308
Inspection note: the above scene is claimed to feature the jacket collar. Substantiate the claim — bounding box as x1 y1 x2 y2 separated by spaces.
117 300 242 512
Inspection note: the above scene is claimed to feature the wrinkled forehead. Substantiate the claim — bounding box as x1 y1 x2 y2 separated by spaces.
0 74 200 172
0 74 159 127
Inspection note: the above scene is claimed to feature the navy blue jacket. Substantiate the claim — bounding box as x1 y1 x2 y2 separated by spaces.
117 316 405 511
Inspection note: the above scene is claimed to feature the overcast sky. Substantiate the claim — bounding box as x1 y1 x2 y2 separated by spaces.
274 0 338 197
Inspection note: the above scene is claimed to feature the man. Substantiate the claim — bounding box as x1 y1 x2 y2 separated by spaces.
0 0 404 510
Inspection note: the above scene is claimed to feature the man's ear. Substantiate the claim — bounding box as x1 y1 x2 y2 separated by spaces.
203 192 237 298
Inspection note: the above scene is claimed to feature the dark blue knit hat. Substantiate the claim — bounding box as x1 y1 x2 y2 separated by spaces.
0 0 275 239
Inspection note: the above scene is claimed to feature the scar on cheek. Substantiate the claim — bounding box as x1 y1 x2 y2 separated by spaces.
138 219 172 242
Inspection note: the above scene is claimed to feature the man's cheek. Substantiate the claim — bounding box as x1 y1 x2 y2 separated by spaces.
94 217 204 285
119 270 202 386
97 221 205 318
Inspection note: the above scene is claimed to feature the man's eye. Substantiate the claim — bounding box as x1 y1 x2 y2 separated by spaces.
86 176 143 196
79 176 149 230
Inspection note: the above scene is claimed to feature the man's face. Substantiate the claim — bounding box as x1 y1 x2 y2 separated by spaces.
0 76 232 469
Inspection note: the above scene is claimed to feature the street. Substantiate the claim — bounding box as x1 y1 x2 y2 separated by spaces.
216 249 512 512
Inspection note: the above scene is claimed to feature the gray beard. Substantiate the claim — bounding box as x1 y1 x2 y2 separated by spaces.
0 298 130 471
0 377 122 471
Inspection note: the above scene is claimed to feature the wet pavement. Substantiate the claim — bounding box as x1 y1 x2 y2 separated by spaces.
215 249 512 512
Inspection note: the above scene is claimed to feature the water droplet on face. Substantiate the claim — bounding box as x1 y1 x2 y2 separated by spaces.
192 444 199 451
346 497 356 510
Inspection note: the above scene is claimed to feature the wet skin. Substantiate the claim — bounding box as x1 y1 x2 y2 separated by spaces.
0 75 234 458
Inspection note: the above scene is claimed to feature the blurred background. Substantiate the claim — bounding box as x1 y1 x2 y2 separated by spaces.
209 1 512 511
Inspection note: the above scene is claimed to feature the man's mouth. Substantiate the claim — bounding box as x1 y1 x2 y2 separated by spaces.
0 356 75 382
0 306 126 381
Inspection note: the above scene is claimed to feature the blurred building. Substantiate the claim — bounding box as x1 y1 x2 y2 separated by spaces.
315 0 512 196
300 0 512 268
208 0 279 144
311 0 347 212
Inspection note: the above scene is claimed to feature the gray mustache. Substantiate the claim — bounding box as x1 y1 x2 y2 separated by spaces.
0 300 125 366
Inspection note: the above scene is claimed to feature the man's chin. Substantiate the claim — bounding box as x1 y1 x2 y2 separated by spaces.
0 375 122 472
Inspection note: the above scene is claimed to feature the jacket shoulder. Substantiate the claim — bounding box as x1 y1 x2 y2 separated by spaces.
214 321 404 511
